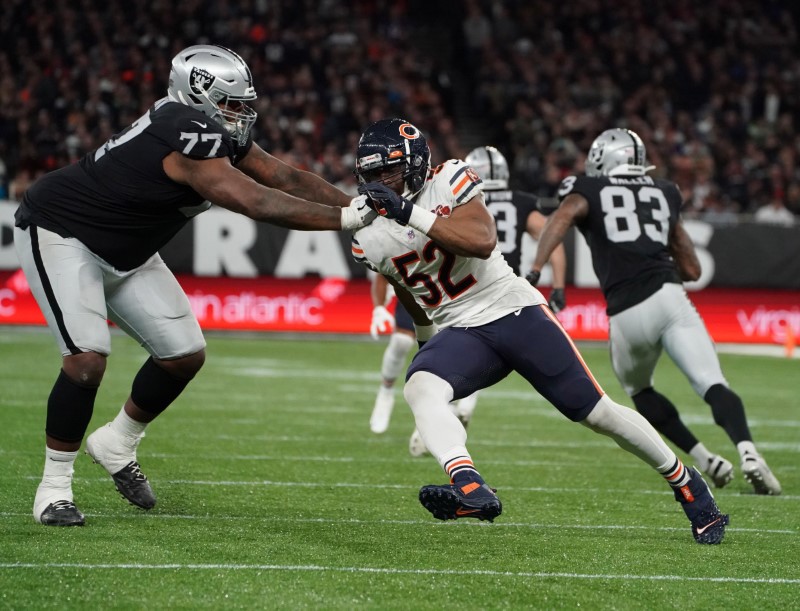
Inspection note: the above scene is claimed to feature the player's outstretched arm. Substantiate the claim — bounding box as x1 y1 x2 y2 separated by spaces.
669 220 701 281
531 193 587 277
236 143 352 208
163 152 373 231
526 212 567 289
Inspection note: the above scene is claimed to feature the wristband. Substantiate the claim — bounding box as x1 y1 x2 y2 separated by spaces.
413 322 439 342
407 206 437 234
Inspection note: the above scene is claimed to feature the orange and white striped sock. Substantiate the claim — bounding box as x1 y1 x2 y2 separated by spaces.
661 458 691 490
441 448 484 486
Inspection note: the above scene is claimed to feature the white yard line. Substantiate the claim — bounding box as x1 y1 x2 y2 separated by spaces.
0 562 797 584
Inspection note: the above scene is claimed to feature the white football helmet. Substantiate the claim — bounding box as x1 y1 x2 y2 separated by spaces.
465 145 509 189
168 45 257 146
585 128 655 177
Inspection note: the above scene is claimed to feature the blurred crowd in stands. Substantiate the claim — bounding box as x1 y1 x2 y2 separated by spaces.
1 0 798 225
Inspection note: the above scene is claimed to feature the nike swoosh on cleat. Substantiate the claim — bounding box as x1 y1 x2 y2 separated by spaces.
695 517 722 535
455 508 481 516
191 120 207 128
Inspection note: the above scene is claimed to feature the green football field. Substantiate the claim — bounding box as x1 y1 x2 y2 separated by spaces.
1 326 797 609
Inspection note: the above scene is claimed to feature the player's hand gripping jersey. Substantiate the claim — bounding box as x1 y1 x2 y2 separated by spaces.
15 97 251 271
558 174 684 315
352 160 545 328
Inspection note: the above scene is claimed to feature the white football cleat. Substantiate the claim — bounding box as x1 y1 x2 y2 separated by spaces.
741 453 782 495
408 428 430 457
369 386 395 434
703 454 734 488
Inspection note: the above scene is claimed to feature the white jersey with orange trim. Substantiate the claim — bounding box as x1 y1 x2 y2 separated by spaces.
352 159 546 328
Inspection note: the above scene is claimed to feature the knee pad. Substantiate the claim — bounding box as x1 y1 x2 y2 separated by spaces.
632 388 680 428
403 371 453 414
131 357 191 416
705 383 751 443
46 370 98 443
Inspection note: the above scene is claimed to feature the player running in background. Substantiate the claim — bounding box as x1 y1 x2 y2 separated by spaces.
368 272 479 437
14 45 376 527
529 127 780 495
352 117 729 544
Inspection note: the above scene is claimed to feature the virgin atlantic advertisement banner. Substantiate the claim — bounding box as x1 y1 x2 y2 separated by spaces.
1 270 797 345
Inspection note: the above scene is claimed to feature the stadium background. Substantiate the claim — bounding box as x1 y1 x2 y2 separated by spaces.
0 0 798 347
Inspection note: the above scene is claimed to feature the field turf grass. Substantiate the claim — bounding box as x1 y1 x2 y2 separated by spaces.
1 327 797 609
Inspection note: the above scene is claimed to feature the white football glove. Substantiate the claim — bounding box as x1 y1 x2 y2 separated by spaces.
370 305 395 339
340 195 378 231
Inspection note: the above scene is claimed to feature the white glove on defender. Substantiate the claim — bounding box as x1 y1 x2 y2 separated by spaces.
340 195 378 230
370 305 395 340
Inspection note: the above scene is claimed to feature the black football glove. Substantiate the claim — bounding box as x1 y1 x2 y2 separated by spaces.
357 182 414 225
525 269 541 287
548 288 566 313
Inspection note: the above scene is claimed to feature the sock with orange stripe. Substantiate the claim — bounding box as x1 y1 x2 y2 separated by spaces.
440 447 485 486
659 457 692 489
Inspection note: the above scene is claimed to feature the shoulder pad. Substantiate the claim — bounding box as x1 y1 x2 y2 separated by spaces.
432 159 484 205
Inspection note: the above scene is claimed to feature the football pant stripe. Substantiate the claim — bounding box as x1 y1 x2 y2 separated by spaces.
29 226 81 355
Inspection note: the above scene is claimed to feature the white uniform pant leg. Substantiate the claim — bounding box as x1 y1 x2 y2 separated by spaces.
658 284 728 397
106 253 206 360
14 226 112 356
608 291 666 397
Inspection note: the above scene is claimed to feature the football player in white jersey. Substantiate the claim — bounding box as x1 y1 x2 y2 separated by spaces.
351 118 729 544
530 127 781 495
405 145 567 455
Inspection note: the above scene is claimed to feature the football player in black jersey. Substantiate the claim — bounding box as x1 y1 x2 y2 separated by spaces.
13 45 377 527
465 146 567 312
530 128 781 496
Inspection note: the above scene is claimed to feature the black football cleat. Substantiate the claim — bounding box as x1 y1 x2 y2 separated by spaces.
675 468 729 544
419 481 502 522
112 461 157 510
38 500 85 527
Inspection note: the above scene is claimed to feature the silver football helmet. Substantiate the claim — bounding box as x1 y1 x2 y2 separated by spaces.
465 145 509 189
168 45 257 146
585 128 655 177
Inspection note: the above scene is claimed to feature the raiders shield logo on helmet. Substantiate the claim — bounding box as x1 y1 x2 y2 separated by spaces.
189 67 215 95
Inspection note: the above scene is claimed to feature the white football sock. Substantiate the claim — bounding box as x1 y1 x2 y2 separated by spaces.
404 371 466 460
34 448 77 518
110 407 147 438
381 332 415 382
581 394 677 469
689 442 715 467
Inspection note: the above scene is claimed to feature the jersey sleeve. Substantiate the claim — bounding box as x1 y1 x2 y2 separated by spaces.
438 159 484 206
556 175 596 202
351 235 378 272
